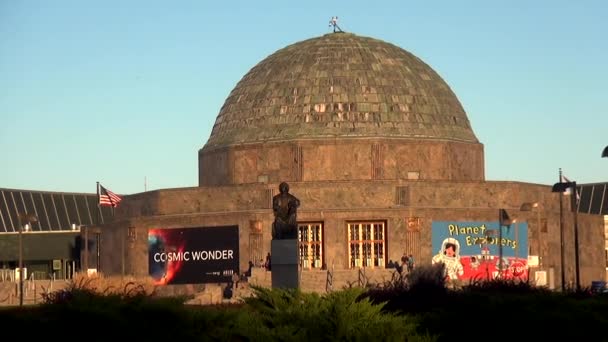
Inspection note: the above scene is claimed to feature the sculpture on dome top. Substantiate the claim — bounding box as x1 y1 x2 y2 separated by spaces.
329 16 343 33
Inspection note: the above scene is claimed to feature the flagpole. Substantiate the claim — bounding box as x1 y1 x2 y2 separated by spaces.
97 183 122 277
98 183 105 274
558 169 566 291
97 182 101 226
572 181 580 291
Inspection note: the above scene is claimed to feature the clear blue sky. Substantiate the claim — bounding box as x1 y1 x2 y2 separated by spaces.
1 0 606 195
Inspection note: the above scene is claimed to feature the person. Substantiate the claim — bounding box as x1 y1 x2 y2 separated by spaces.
470 256 480 271
400 253 408 273
407 254 415 272
232 272 240 289
265 252 272 271
394 261 403 274
245 260 254 277
272 182 300 240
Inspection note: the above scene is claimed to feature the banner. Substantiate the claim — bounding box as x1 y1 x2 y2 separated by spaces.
148 225 239 285
431 221 529 282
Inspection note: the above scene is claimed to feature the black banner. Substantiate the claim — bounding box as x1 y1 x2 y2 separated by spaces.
148 225 239 285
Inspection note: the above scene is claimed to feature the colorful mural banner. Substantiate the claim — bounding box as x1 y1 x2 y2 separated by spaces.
148 225 239 285
431 221 529 281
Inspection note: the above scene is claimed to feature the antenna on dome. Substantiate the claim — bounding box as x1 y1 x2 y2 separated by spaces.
328 16 343 33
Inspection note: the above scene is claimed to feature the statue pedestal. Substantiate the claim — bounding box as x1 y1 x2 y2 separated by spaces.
271 239 300 289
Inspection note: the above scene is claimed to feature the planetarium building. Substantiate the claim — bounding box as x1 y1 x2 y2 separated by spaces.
93 32 604 291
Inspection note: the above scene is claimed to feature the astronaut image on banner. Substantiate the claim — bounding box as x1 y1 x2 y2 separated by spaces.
432 237 464 281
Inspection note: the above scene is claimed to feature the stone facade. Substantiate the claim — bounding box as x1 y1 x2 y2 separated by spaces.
96 32 605 293
101 180 605 289
199 139 484 186
200 33 483 187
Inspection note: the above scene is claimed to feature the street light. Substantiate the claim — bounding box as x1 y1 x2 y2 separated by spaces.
520 202 542 268
552 181 580 291
17 212 38 307
498 209 515 278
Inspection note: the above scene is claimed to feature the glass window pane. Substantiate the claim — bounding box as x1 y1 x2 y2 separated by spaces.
42 193 60 229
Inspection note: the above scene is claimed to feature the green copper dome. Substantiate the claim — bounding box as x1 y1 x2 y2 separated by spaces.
203 33 478 149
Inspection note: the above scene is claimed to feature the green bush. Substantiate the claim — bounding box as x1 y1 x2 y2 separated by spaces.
415 292 608 341
407 264 447 293
2 282 436 341
231 286 436 342
362 266 608 341
363 264 449 314
5 273 608 342
4 278 234 341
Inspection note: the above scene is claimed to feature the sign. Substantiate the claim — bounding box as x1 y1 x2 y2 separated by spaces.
52 259 62 270
528 255 539 267
431 221 529 281
148 225 239 285
535 270 547 286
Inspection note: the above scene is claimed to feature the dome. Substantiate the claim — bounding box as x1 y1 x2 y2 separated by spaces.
203 32 478 150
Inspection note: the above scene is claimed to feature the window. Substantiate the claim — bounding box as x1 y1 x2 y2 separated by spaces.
407 171 420 180
540 218 548 233
298 222 323 269
249 220 263 267
348 221 386 268
395 186 409 206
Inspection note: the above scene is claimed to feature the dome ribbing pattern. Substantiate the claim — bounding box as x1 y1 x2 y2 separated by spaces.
204 33 477 149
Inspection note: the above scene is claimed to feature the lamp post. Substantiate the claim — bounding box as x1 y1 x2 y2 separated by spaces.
498 209 515 278
17 212 38 307
520 202 541 267
552 181 580 291
482 229 495 280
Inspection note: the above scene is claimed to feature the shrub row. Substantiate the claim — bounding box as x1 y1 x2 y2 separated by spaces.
2 265 607 341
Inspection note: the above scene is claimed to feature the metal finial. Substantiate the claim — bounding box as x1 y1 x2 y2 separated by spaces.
328 16 343 33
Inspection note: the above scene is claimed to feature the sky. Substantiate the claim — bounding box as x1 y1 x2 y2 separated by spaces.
1 0 606 195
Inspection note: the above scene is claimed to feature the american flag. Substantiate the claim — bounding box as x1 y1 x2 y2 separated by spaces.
560 174 581 204
98 183 122 207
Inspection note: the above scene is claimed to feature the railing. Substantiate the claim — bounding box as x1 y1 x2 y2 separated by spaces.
0 285 15 305
0 269 14 282
0 272 59 305
325 262 334 293
0 268 72 282
358 267 370 288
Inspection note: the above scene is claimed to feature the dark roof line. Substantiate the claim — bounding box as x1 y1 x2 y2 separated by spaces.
0 188 114 233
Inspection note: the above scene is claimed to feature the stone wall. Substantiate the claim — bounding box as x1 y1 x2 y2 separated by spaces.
199 139 484 186
100 179 605 292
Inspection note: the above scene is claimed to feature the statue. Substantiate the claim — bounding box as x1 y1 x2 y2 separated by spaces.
272 182 300 240
328 16 343 33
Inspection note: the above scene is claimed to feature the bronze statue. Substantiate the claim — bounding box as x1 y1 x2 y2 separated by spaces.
272 182 300 240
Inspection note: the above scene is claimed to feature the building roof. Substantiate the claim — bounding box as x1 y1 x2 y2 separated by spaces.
577 182 608 215
0 188 115 232
202 32 478 150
